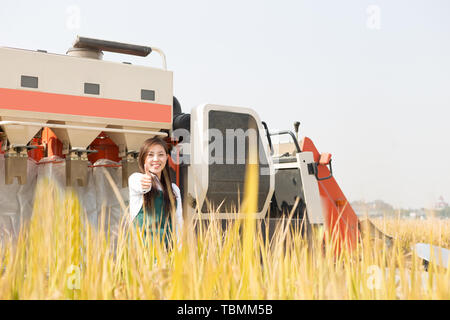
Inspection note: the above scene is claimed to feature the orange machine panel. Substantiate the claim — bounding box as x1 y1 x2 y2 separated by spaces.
301 137 360 252
88 132 121 164
0 88 171 123
28 137 44 162
41 128 64 159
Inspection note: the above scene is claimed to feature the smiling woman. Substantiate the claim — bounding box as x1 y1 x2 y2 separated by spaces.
128 137 183 246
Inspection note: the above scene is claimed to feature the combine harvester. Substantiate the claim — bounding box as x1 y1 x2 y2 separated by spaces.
0 37 447 269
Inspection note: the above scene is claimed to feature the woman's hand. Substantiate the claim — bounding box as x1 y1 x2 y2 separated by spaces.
141 163 152 190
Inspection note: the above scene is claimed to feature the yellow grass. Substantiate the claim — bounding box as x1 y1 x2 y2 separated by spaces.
371 217 450 250
0 176 449 299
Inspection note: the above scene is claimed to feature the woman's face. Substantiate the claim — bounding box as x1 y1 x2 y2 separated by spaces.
144 143 168 177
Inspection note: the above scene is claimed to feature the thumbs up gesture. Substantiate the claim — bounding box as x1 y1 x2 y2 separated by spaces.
141 163 153 190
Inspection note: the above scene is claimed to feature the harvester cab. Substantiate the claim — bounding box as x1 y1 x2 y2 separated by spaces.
170 105 319 246
158 104 361 249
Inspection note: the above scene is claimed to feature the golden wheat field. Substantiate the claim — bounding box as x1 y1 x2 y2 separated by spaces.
0 177 449 300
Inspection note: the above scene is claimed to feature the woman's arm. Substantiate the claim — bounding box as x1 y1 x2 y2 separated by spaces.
127 172 152 223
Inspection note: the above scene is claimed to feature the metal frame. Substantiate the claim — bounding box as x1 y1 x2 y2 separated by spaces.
0 121 168 137
272 152 325 225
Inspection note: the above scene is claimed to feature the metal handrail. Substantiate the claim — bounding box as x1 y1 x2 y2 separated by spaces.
73 36 168 70
269 130 301 153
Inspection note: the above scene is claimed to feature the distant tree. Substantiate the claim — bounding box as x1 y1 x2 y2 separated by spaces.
437 206 450 218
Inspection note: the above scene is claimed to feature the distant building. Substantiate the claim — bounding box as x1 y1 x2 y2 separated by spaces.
434 196 448 210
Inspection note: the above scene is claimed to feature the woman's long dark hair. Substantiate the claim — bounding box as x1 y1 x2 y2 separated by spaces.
138 137 176 218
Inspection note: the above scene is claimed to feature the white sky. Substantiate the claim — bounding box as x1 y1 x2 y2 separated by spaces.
0 0 449 209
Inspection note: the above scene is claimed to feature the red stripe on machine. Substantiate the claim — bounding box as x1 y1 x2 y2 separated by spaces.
0 88 171 122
